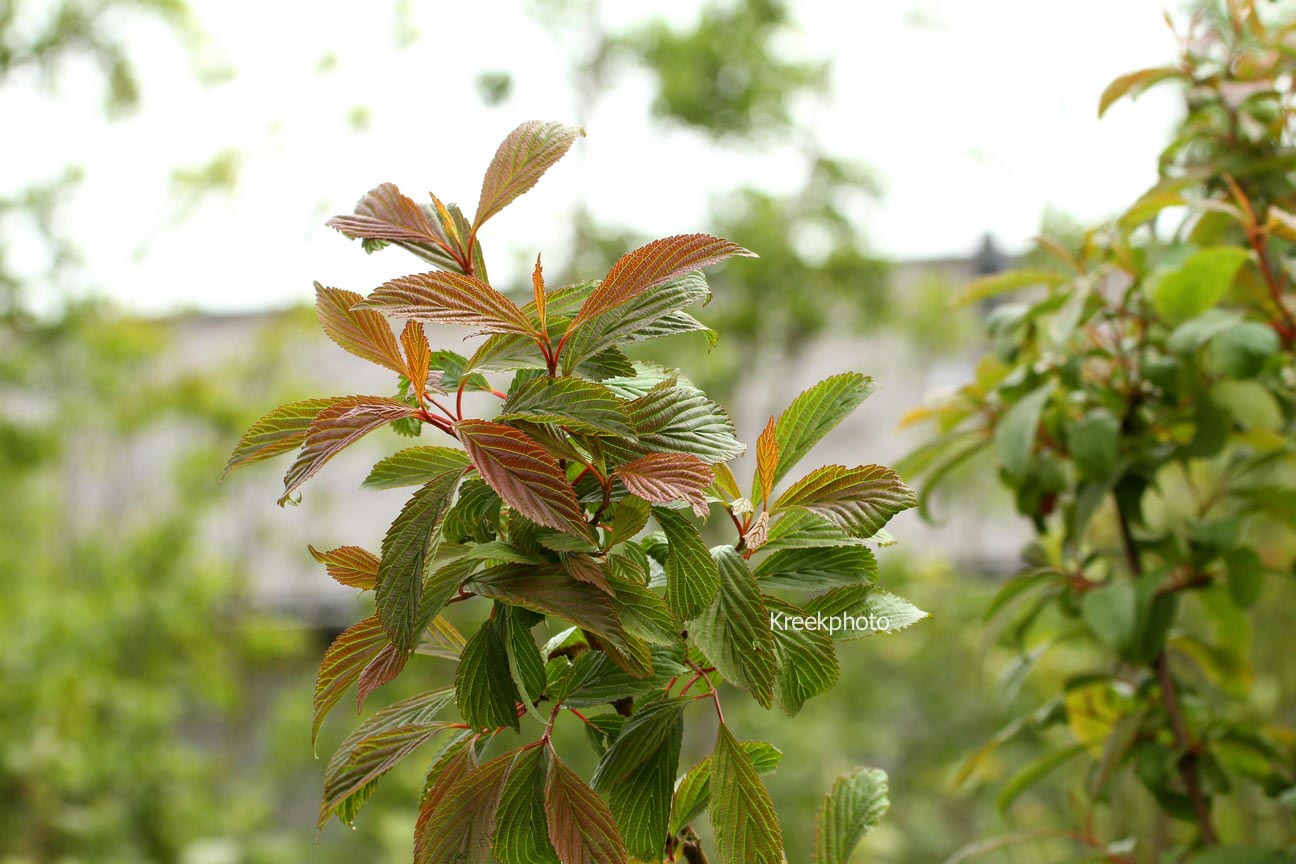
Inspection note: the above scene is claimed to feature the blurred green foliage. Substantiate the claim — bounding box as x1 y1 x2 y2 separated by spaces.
620 0 827 139
16 2 1293 864
907 3 1296 859
0 303 298 860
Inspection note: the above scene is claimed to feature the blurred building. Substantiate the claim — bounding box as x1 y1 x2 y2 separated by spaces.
164 247 1026 630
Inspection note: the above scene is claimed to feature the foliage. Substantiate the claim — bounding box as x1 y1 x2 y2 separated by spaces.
0 302 320 861
907 5 1296 859
229 120 924 863
618 0 826 139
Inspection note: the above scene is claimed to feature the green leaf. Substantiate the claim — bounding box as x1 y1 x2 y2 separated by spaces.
357 270 540 338
474 121 584 230
1207 321 1280 379
654 507 721 621
670 741 783 833
318 687 457 829
224 397 348 477
752 545 877 590
773 464 917 538
758 373 878 503
599 362 679 399
622 382 745 464
376 472 464 650
1224 548 1264 609
710 722 783 864
418 614 468 660
1098 65 1182 117
456 616 522 732
314 283 405 374
765 597 840 716
459 540 546 565
952 269 1068 306
813 767 889 864
606 496 651 547
363 446 471 490
570 234 754 330
502 606 547 725
558 644 686 708
280 397 416 504
996 744 1086 812
993 384 1051 480
309 544 379 590
468 564 651 678
692 547 777 708
1167 308 1244 353
1066 410 1120 482
615 453 713 517
425 349 493 393
414 747 516 864
803 585 929 641
544 752 628 864
456 420 594 543
1080 580 1138 653
313 615 403 747
1211 379 1283 431
608 576 679 645
761 510 872 552
633 309 717 349
497 376 634 438
1150 247 1251 325
494 746 560 864
560 271 713 370
442 477 502 543
592 699 685 860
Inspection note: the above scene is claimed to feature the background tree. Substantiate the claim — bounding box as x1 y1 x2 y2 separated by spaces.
907 4 1296 859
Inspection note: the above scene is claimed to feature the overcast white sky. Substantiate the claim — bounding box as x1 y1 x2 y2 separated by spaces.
3 0 1183 314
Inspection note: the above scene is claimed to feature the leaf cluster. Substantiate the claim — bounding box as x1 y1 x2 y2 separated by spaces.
227 121 922 863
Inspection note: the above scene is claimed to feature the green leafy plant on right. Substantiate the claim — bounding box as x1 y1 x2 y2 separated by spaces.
907 5 1296 861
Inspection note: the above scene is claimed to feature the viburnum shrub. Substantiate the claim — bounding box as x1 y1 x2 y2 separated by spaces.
226 121 925 864
906 7 1296 860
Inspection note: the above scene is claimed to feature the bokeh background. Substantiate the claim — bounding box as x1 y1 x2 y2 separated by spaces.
2 1 1286 862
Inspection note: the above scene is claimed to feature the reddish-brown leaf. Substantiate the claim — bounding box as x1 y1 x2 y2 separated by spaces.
745 511 770 554
313 615 390 747
280 397 416 505
400 320 433 390
755 415 778 508
469 564 651 678
571 234 755 328
473 121 584 230
356 640 409 711
414 747 516 864
560 552 613 596
315 283 406 374
615 453 714 518
308 544 379 589
355 271 538 339
532 253 548 333
428 191 463 249
327 183 461 267
545 753 627 864
455 420 594 543
417 744 475 837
